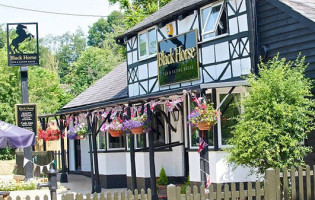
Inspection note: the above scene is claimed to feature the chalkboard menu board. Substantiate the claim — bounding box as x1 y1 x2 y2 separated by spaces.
15 104 37 134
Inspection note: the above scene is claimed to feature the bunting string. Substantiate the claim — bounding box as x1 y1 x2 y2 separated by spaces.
23 156 54 174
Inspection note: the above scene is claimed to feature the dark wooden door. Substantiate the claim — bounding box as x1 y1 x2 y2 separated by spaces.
74 139 81 171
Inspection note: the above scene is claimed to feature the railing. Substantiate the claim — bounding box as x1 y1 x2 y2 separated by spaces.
1 165 315 200
53 150 68 172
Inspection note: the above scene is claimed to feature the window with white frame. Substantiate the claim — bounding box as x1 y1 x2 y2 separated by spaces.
138 27 157 59
107 132 125 150
200 1 228 40
217 87 246 147
97 132 106 150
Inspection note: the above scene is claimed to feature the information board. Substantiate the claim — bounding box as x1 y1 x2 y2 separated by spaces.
15 104 37 134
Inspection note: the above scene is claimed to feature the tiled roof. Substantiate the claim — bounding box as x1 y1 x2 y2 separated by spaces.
117 0 208 39
62 62 128 110
279 0 315 22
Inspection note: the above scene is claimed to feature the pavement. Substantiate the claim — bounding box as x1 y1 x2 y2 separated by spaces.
6 174 128 200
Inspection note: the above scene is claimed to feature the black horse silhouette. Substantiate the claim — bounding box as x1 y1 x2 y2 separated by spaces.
9 24 34 54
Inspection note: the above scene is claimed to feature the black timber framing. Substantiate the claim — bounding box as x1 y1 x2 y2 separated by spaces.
55 115 68 183
127 104 137 191
39 117 48 151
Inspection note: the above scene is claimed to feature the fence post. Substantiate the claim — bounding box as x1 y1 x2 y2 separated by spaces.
167 184 177 200
265 168 277 200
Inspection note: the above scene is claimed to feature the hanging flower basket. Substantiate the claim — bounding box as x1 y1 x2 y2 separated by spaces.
76 135 86 140
196 121 214 131
108 129 123 137
38 128 61 141
130 127 144 134
122 114 148 135
188 98 220 132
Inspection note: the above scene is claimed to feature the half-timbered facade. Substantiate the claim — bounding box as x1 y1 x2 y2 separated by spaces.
55 0 315 192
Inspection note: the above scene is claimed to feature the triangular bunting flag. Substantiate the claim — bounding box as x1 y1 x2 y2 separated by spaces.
23 157 29 167
39 166 44 174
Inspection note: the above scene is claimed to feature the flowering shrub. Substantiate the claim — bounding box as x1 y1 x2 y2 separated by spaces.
188 101 220 127
38 128 61 141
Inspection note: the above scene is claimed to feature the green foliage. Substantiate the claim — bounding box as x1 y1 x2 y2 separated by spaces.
227 54 315 174
0 148 15 160
181 175 190 194
0 180 37 191
109 0 172 29
66 46 123 95
158 167 169 185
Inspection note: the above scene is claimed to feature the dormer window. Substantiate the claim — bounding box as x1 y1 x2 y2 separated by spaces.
138 27 157 60
201 1 228 40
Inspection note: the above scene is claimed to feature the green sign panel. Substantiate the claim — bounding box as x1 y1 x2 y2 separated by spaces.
158 30 199 86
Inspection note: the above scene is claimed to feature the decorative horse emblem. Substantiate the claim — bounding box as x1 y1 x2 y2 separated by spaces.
9 24 34 54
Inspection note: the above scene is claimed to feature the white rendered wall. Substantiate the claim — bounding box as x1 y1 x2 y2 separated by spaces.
68 139 75 171
189 151 258 183
80 138 91 172
98 153 126 175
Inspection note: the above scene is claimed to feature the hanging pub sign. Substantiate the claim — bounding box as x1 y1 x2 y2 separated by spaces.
158 30 199 86
7 23 39 66
15 104 37 134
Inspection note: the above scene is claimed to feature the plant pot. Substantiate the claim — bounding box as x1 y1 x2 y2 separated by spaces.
76 135 86 140
130 127 144 134
108 129 123 137
196 121 213 131
157 185 167 199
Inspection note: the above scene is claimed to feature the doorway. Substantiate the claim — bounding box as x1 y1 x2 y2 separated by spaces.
74 139 81 171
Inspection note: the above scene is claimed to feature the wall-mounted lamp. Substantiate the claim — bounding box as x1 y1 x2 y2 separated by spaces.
171 108 180 122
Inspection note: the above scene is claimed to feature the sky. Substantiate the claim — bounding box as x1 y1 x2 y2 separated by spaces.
0 0 120 38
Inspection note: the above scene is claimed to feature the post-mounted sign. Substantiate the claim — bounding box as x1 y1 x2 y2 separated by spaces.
158 30 199 86
15 104 37 134
7 23 39 66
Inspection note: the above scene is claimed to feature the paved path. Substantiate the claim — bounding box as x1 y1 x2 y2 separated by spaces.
7 174 127 200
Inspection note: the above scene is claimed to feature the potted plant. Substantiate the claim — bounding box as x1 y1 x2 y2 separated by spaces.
102 118 123 137
123 114 148 134
188 102 220 131
157 167 169 199
74 123 88 139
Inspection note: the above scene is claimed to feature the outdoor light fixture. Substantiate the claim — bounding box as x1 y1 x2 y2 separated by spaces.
171 108 180 121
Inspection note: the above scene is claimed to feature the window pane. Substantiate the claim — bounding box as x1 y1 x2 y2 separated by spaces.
191 128 213 147
98 132 106 149
108 134 125 149
139 33 147 57
220 93 241 145
148 29 157 55
204 5 222 33
202 7 211 30
136 134 145 148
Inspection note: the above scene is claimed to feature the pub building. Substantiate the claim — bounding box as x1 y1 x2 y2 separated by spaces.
42 0 315 194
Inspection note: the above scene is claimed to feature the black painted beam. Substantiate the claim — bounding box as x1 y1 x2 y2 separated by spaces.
147 104 158 200
127 104 137 191
55 116 68 183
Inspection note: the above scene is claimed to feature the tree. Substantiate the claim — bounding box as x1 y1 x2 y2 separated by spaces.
109 0 172 28
42 29 87 83
66 46 123 95
227 55 315 174
88 11 124 48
